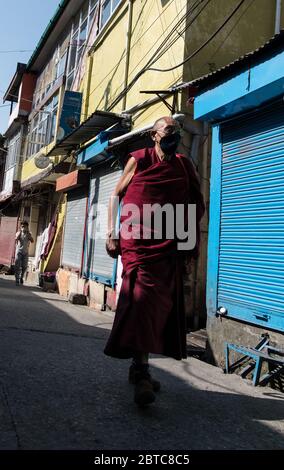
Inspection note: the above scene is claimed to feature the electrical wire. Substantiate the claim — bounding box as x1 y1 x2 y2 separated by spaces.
107 0 246 110
0 0 248 215
0 1 206 215
147 0 246 73
106 0 209 111
144 0 212 73
78 0 181 108
0 1 203 117
0 50 33 54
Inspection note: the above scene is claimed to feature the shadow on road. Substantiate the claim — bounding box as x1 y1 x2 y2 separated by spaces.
0 276 283 450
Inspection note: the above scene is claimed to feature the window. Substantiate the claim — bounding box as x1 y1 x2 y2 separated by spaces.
66 72 75 91
26 92 59 158
81 1 89 22
55 51 67 80
79 19 88 46
101 0 111 28
66 0 122 91
69 31 78 70
32 32 70 110
100 0 121 29
5 132 21 170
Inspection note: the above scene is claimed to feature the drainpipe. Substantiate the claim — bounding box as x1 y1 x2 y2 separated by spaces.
108 113 185 147
193 122 209 330
181 117 203 165
122 0 133 111
275 0 281 34
84 55 94 120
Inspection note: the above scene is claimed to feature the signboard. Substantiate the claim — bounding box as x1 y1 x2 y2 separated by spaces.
57 91 82 142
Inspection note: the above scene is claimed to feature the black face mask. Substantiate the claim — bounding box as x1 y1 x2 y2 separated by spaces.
160 132 181 155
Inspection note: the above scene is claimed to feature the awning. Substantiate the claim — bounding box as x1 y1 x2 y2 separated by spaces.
0 192 13 204
3 63 26 103
46 110 128 157
0 181 20 203
56 169 90 192
107 112 185 153
76 126 153 166
21 161 70 188
76 113 185 165
108 124 153 151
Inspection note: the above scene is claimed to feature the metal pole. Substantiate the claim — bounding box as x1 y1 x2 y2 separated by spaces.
122 0 133 111
275 0 281 34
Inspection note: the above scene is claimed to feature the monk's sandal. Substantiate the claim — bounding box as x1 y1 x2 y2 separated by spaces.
129 364 161 393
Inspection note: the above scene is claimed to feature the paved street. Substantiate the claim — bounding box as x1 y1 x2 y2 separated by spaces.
0 275 284 451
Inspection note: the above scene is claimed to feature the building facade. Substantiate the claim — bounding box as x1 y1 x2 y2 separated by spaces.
193 30 284 365
1 0 284 331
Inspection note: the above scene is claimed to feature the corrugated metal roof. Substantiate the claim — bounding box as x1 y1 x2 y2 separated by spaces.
171 30 284 92
47 110 126 157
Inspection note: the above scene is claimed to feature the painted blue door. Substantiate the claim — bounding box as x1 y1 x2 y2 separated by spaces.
208 101 284 332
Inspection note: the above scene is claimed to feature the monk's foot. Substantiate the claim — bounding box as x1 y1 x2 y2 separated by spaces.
134 378 156 407
129 364 161 392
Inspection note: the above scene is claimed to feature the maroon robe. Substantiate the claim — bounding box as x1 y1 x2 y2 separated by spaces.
104 148 205 360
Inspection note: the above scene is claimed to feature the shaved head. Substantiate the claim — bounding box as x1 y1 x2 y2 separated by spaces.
152 116 179 131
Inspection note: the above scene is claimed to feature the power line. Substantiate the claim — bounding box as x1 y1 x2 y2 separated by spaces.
107 0 246 110
147 0 246 73
77 0 190 109
0 49 33 54
106 0 209 111
146 0 212 73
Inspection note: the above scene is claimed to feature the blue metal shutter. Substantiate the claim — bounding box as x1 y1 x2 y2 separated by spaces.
62 189 87 269
219 102 284 331
84 165 122 285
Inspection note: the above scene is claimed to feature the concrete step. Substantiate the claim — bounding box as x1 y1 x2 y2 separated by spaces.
186 329 207 358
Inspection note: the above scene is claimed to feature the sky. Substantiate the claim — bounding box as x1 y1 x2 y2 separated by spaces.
0 0 61 133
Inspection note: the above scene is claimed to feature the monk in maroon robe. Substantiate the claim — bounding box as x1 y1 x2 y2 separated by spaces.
105 116 205 406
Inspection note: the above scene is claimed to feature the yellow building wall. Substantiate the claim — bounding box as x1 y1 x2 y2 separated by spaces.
83 1 129 115
182 0 283 82
21 145 57 183
85 0 187 126
84 0 284 130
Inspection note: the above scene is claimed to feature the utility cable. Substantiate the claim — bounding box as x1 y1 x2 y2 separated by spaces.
147 0 246 72
106 0 209 111
0 50 33 53
107 0 245 110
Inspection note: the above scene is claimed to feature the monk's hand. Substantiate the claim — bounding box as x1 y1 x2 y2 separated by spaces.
106 233 120 259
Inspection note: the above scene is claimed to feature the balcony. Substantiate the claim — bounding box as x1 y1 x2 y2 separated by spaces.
21 145 71 189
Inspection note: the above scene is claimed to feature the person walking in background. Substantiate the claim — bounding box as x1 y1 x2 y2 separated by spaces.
15 221 34 286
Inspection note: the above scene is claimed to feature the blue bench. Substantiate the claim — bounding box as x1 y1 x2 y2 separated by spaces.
224 336 284 387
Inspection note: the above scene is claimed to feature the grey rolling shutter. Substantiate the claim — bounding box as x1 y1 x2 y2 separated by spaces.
84 165 122 285
62 188 87 269
218 101 284 331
